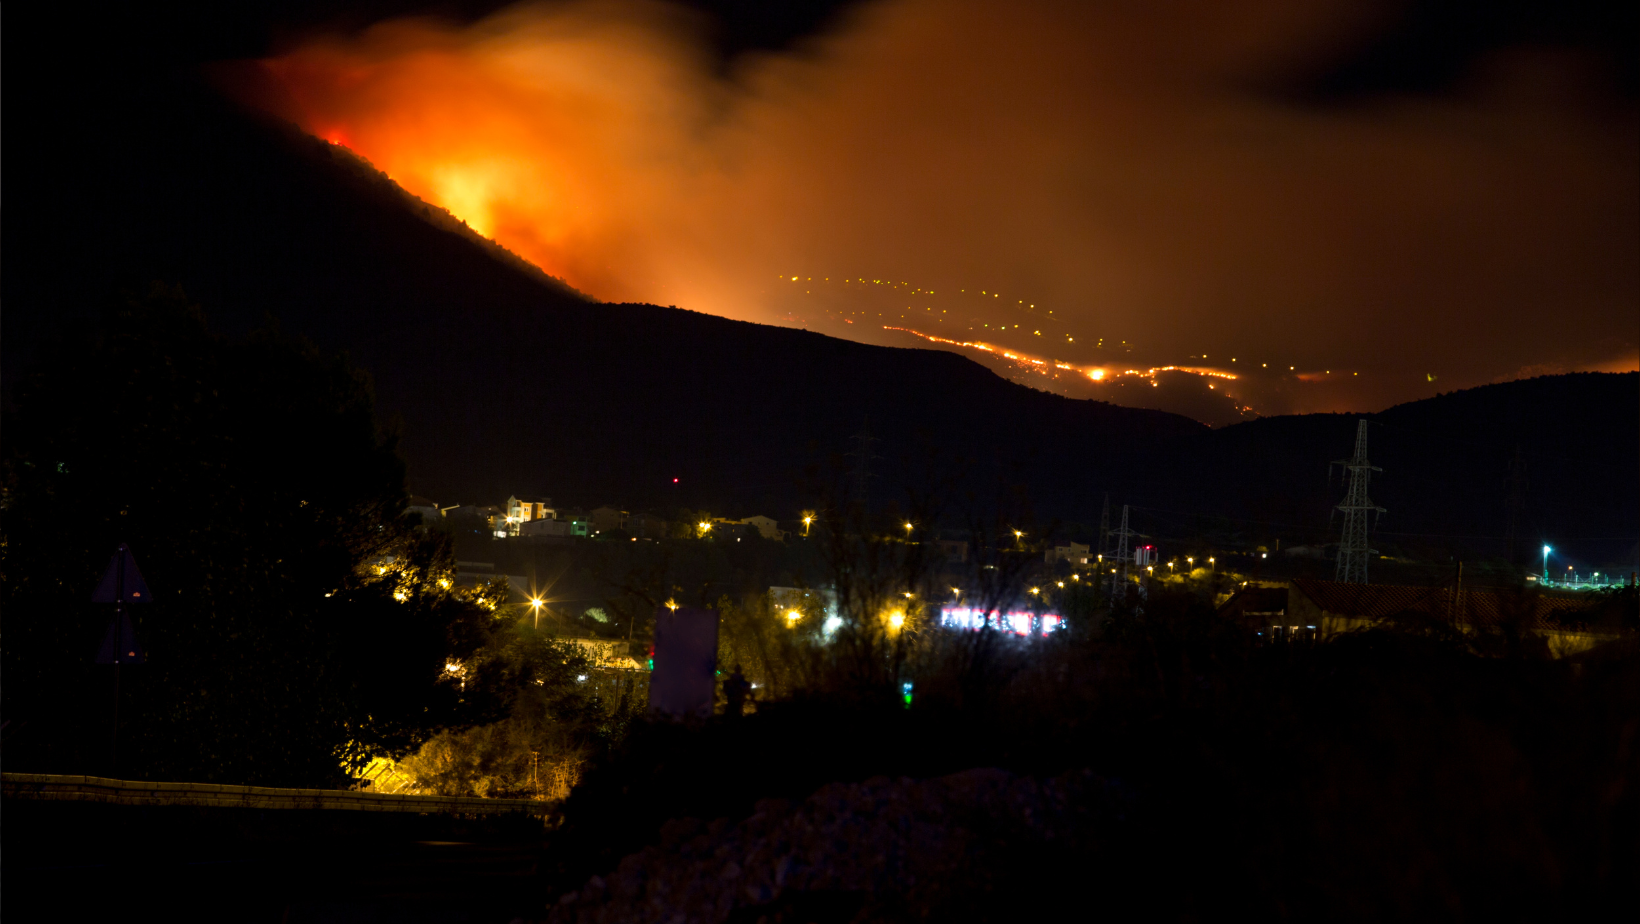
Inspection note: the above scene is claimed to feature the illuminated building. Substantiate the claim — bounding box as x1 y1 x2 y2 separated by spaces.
505 495 556 535
1046 542 1091 565
939 606 1063 637
736 515 786 541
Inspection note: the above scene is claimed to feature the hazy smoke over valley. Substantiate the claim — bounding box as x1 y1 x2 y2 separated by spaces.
238 0 1637 421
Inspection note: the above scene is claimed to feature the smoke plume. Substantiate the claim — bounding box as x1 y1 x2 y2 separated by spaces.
241 0 1638 419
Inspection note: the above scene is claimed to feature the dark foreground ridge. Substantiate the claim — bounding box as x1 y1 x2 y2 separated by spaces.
550 768 1106 923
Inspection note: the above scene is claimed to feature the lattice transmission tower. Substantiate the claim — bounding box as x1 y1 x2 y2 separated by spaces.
1331 419 1385 584
1107 504 1135 598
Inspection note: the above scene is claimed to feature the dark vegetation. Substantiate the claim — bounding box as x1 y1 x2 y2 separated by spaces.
0 290 611 787
545 584 1639 921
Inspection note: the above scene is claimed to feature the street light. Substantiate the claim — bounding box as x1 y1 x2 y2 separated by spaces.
530 596 543 630
1543 545 1551 582
904 522 914 537
1208 557 1215 572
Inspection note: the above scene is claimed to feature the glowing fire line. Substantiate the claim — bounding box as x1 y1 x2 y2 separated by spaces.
884 327 1238 385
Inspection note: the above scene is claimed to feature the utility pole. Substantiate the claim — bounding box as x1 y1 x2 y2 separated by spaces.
1331 420 1385 584
1108 504 1135 599
1097 493 1110 559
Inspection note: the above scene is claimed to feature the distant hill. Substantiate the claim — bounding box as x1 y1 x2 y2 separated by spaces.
1176 373 1638 567
2 72 1201 519
5 72 1635 568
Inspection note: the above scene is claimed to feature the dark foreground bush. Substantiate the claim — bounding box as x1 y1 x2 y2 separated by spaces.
538 608 1638 921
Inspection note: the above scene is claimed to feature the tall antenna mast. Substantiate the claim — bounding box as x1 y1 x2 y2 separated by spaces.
1331 420 1385 584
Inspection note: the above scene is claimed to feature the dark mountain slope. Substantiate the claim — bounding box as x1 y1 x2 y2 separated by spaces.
3 72 1201 518
5 72 1633 562
1176 373 1638 564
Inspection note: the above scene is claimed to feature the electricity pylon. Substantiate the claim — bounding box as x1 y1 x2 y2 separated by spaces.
1331 420 1385 584
1108 504 1135 597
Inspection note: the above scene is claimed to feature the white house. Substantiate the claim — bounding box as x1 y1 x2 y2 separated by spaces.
738 515 785 541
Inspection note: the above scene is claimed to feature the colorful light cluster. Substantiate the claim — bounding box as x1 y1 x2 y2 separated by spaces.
940 606 1063 637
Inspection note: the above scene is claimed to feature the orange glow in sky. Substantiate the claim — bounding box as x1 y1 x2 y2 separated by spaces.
243 0 1637 417
259 6 721 302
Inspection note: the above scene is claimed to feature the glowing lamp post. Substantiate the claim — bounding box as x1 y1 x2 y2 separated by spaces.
1543 545 1551 583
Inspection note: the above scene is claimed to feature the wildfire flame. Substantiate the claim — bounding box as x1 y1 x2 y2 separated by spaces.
255 3 730 304
884 327 1237 388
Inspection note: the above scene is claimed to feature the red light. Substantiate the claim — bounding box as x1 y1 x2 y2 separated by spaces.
672 478 679 483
